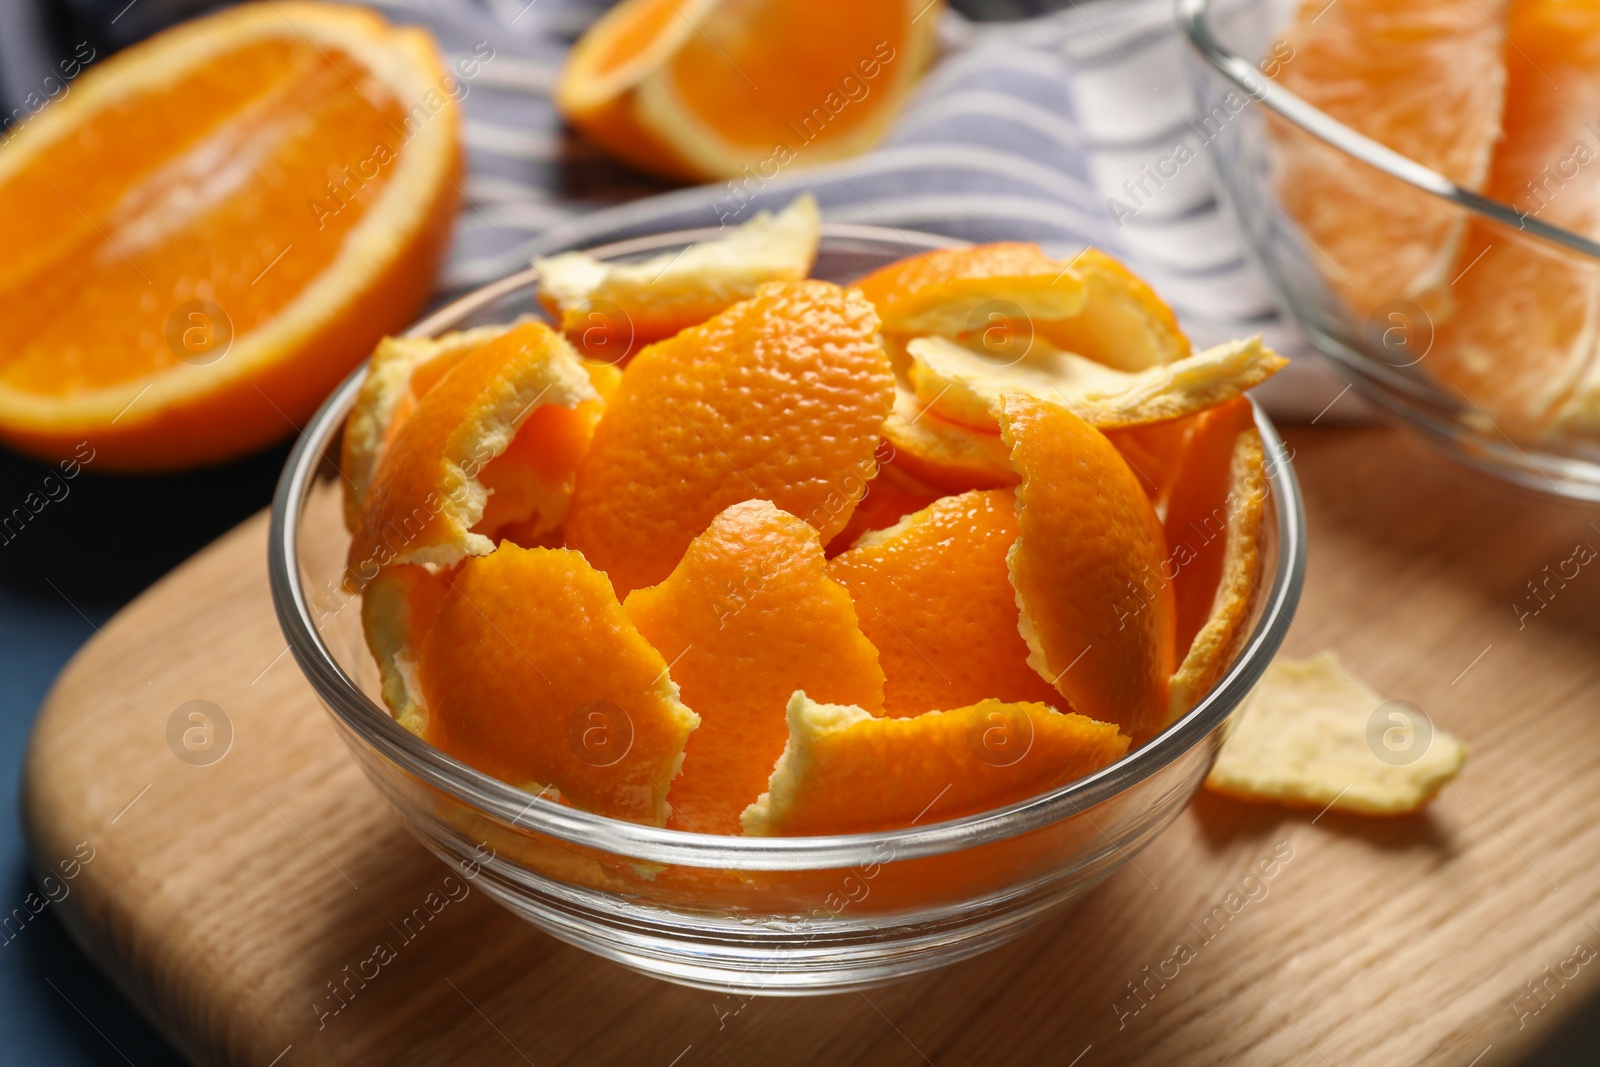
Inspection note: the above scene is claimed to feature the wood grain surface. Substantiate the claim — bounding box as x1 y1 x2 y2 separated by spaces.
20 426 1600 1067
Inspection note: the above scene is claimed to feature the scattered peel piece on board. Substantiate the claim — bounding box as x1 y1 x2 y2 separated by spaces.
346 322 599 578
535 194 820 355
418 543 699 826
623 500 885 835
1205 654 1467 815
741 691 1129 836
906 334 1287 432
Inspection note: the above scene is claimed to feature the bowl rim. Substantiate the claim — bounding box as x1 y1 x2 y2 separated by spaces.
268 221 1306 870
1177 0 1600 264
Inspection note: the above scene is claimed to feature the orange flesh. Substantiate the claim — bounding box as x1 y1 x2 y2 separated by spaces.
590 0 681 77
0 37 404 395
623 501 885 834
829 490 1065 717
663 0 909 152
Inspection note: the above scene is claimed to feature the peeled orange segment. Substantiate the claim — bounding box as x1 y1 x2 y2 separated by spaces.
1271 0 1507 318
536 194 820 355
1429 0 1600 434
622 500 885 834
881 386 1019 492
359 563 451 734
741 692 1129 836
1001 393 1176 742
828 490 1064 717
1164 403 1269 720
854 242 1088 337
906 335 1287 433
346 322 600 579
558 0 938 182
563 280 894 595
418 544 699 826
1104 413 1205 514
0 2 461 470
341 326 512 531
1035 249 1191 372
825 461 945 555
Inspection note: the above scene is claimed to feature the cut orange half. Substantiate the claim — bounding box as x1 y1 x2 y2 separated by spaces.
557 0 939 182
0 1 462 469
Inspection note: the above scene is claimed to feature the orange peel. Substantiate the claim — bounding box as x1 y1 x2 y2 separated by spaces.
828 489 1064 716
359 563 451 734
881 385 1018 492
563 279 893 595
905 334 1286 432
536 194 820 353
854 242 1088 336
1001 393 1176 742
346 321 599 579
623 499 884 834
1036 248 1191 371
741 692 1129 836
418 543 699 826
1167 408 1268 721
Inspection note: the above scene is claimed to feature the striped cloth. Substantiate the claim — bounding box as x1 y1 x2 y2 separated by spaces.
367 0 1360 421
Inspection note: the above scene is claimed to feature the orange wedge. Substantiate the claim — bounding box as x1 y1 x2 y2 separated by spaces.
556 0 938 182
623 500 884 834
741 692 1129 835
0 2 461 470
346 322 602 579
829 489 1064 717
1001 393 1175 742
536 194 820 358
1271 0 1507 319
1167 414 1268 720
359 563 451 733
563 280 893 595
418 543 699 825
1430 0 1600 433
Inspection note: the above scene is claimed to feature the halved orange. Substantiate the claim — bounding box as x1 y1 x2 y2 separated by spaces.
828 489 1064 717
563 280 894 595
1429 0 1600 433
418 543 699 826
536 194 820 357
1001 393 1175 742
346 322 602 579
1271 0 1507 319
0 2 461 469
557 0 939 182
742 692 1128 835
623 500 884 834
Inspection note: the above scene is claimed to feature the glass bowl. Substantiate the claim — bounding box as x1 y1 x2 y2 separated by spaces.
1181 0 1600 501
268 223 1306 994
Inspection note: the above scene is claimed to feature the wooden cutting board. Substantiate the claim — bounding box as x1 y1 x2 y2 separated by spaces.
20 426 1600 1067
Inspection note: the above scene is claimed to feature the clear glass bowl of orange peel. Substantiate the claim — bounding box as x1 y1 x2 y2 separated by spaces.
1183 0 1600 500
269 218 1305 993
